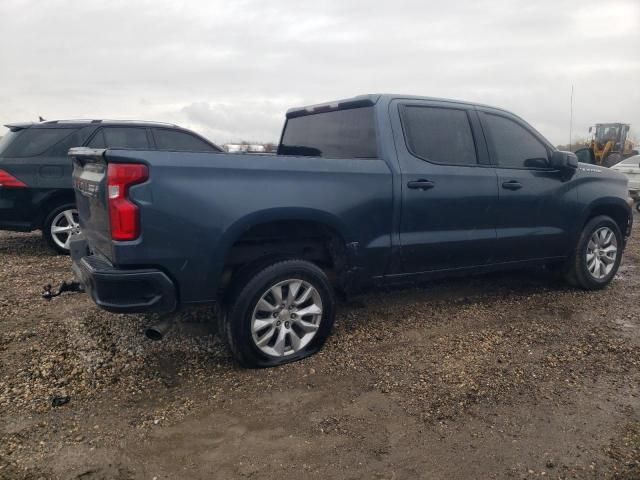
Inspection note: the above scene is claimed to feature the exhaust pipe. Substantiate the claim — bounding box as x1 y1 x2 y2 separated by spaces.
145 317 174 341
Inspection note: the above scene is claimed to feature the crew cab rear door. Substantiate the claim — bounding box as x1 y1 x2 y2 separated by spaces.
390 99 499 273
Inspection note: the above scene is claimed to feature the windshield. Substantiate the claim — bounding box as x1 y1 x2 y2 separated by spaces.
595 125 621 143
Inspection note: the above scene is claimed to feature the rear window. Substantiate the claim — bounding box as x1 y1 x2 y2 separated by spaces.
278 107 377 159
0 128 78 157
0 130 20 155
152 128 218 152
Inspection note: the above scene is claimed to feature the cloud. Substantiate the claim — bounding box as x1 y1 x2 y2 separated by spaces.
0 0 638 144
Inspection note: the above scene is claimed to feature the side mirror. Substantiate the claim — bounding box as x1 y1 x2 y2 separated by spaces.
573 147 596 165
550 150 578 170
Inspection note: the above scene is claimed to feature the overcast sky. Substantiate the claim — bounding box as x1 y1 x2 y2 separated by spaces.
1 0 638 146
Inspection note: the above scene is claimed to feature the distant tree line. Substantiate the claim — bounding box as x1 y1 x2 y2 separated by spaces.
556 137 588 152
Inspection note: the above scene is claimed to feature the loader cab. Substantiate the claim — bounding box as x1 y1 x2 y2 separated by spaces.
592 123 629 151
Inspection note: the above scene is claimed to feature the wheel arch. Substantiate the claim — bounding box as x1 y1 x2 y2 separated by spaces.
209 207 358 296
33 189 76 228
580 197 632 240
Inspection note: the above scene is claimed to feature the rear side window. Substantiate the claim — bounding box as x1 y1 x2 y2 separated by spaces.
153 128 218 151
279 107 377 159
400 106 477 165
1 128 78 157
88 127 150 149
482 113 549 169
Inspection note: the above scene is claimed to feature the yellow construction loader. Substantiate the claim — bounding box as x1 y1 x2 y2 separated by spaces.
585 123 636 167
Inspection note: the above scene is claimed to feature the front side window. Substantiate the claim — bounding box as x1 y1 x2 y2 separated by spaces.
1 128 78 157
88 127 150 149
153 128 218 151
482 113 549 169
400 106 477 165
279 107 377 159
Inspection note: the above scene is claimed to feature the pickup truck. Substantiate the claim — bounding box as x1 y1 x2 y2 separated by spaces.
70 94 633 367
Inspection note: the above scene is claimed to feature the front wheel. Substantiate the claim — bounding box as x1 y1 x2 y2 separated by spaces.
223 259 336 368
43 204 80 254
564 215 623 290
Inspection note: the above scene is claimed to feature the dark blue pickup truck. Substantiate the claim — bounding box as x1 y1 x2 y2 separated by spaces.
70 94 633 367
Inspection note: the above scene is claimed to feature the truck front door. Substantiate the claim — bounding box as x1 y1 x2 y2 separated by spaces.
477 109 577 262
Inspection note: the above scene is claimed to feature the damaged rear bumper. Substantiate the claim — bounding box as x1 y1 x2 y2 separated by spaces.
70 235 177 314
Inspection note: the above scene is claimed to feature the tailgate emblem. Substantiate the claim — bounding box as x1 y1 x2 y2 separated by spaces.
75 179 99 197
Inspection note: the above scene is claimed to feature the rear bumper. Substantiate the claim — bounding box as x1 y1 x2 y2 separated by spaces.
70 235 177 314
0 220 34 232
0 188 37 231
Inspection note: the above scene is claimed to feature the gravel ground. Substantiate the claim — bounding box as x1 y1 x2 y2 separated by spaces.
1 216 639 480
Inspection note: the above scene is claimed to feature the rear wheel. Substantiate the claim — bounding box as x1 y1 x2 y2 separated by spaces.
43 204 80 254
223 259 336 368
564 215 622 290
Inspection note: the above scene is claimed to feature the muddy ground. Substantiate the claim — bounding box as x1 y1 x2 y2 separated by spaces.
1 215 639 480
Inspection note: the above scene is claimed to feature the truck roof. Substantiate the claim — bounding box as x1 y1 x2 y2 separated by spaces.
286 94 512 118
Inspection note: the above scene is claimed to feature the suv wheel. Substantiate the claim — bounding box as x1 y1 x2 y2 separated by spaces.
223 259 336 368
564 215 623 290
43 204 80 254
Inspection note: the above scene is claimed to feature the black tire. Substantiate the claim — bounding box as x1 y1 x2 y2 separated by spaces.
223 259 336 368
42 203 79 255
564 215 623 290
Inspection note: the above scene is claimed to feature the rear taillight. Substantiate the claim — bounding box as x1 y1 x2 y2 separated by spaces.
107 163 148 241
0 169 27 188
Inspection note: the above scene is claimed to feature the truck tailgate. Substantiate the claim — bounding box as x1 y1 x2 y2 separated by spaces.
70 148 113 259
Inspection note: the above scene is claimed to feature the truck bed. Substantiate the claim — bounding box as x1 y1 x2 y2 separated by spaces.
72 148 394 303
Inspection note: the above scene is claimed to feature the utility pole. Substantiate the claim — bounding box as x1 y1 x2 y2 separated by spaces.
569 85 574 151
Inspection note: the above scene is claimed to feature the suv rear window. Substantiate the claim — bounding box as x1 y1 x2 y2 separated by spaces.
0 128 78 157
0 130 20 155
279 107 377 159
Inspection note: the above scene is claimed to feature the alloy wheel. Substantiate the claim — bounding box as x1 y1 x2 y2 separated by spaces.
250 279 323 357
50 209 80 251
585 226 618 279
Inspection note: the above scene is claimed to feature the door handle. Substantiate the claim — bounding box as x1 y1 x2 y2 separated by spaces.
407 179 435 190
502 180 522 191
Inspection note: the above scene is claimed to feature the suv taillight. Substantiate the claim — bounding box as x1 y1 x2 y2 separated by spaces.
0 169 27 188
107 163 148 241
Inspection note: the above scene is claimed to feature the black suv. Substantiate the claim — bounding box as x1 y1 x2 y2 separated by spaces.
0 120 221 253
